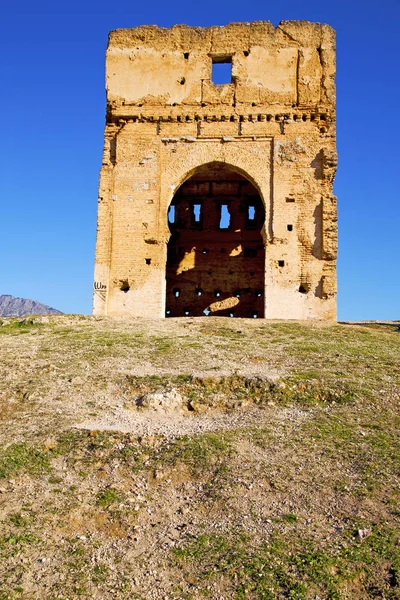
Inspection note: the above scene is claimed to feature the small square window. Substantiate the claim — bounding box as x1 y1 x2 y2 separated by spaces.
212 56 232 84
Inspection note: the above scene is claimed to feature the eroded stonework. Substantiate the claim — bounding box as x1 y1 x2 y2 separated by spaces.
93 21 337 319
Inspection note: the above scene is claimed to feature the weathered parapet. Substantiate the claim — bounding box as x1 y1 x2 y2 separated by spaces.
93 21 337 320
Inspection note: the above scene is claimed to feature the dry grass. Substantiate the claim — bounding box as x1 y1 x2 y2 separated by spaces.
0 315 399 599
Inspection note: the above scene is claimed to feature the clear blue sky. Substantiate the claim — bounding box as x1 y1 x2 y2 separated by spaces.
1 0 399 319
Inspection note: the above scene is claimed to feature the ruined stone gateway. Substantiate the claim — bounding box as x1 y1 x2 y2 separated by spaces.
93 21 337 319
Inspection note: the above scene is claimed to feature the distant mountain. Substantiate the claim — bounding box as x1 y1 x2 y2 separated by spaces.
0 295 62 317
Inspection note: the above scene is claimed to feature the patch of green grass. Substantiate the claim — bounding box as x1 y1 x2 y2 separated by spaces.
9 513 30 528
282 512 298 523
246 427 273 449
0 532 41 559
96 488 121 507
173 523 400 599
157 431 232 474
0 443 51 479
300 409 400 501
0 589 25 600
48 475 63 484
0 318 44 336
91 563 109 583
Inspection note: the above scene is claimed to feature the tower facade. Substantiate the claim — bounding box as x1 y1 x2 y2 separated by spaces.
93 21 337 319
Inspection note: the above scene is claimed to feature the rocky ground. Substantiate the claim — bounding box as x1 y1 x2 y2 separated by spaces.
0 315 399 599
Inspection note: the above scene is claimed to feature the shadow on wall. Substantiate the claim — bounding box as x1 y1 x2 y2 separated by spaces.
166 162 265 318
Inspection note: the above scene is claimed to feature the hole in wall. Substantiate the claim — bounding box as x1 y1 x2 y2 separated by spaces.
214 290 222 298
256 290 263 297
278 260 285 267
287 224 293 231
145 258 151 265
184 52 189 59
234 291 241 298
252 311 258 319
168 205 176 224
173 288 180 297
219 204 231 229
211 56 232 84
286 197 295 203
196 288 202 296
202 248 208 254
203 308 211 316
243 50 250 56
180 77 186 85
184 309 190 315
229 312 234 317
299 285 308 294
120 279 130 293
192 203 201 223
166 308 171 316
248 205 256 221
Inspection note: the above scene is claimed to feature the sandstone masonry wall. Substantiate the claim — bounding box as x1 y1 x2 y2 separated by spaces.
93 21 337 319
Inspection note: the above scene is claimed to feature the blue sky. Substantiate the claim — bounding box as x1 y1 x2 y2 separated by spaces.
1 0 399 319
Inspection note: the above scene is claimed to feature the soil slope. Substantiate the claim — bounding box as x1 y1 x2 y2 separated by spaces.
0 316 399 600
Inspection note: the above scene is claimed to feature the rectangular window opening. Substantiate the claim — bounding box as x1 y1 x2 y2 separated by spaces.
212 56 232 85
219 204 231 229
248 206 256 220
168 205 176 224
193 204 201 223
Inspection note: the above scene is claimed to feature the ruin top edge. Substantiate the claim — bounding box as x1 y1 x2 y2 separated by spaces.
108 20 335 47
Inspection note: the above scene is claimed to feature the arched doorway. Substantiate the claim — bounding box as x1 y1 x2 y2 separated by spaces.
166 162 265 318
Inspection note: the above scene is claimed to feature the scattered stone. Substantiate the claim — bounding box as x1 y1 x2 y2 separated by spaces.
357 528 372 541
136 389 185 413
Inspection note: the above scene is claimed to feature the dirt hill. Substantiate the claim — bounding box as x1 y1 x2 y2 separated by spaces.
0 315 399 599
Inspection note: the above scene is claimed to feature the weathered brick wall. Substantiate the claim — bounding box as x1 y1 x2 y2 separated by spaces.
93 21 337 319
